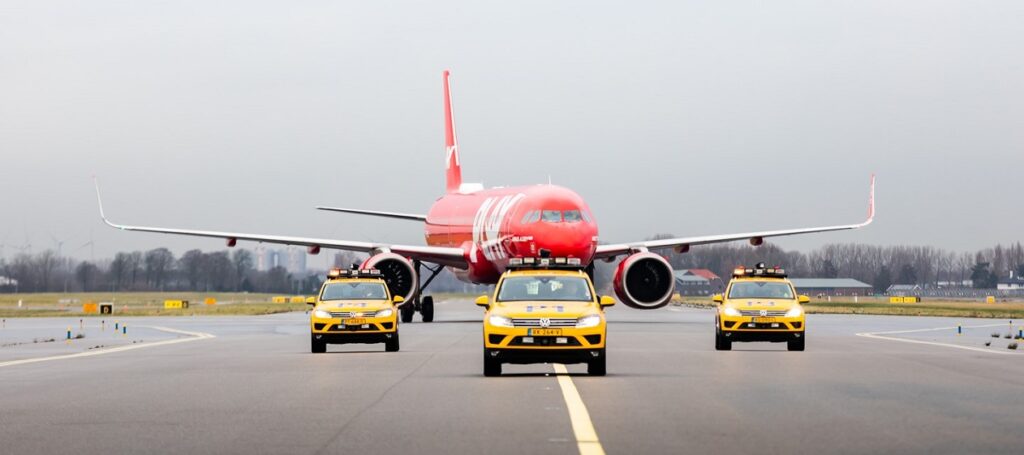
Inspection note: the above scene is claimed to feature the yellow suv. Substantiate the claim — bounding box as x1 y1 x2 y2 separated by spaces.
713 263 809 351
309 268 404 353
477 257 615 376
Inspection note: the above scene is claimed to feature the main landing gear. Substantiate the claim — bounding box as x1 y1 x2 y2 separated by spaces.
399 260 443 323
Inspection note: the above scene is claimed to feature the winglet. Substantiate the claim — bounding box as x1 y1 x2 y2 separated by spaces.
862 173 876 226
93 177 120 229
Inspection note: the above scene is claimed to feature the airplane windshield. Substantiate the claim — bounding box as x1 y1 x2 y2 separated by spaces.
727 282 794 299
497 276 593 302
563 210 582 222
321 282 388 300
541 210 562 222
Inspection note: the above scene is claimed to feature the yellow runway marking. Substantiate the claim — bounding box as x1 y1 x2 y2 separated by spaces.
553 364 606 455
0 326 216 368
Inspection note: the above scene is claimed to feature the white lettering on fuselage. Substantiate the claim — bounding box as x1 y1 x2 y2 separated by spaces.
471 193 525 263
446 145 460 169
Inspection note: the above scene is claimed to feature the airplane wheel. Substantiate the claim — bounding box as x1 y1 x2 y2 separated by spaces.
483 349 502 377
311 335 326 354
788 334 805 352
421 296 434 323
385 332 400 352
400 303 415 323
587 350 606 376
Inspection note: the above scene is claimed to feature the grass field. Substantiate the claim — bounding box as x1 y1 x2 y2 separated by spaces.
0 292 308 318
676 296 1024 319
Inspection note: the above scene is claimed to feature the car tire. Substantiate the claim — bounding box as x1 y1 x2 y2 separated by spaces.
385 332 400 352
715 330 731 351
311 335 326 354
421 296 434 323
788 334 805 351
587 350 607 376
400 302 415 323
483 349 501 377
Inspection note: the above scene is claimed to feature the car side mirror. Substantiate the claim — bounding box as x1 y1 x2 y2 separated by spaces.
712 294 724 304
599 296 616 307
475 295 490 309
798 295 810 304
305 297 316 305
393 295 404 304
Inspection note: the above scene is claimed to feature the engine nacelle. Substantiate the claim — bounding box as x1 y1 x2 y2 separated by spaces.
361 253 418 301
612 252 675 309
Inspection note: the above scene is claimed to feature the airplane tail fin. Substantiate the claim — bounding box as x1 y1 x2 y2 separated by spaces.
443 70 462 193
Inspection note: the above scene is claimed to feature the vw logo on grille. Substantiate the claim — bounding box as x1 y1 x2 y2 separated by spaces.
759 310 768 317
539 318 551 328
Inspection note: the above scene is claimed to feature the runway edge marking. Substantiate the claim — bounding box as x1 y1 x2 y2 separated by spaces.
856 323 1020 356
0 326 216 368
552 364 606 455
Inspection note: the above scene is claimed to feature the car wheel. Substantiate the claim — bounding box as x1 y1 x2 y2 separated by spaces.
311 335 326 354
483 349 501 377
788 334 805 351
421 296 434 323
385 332 400 352
587 350 606 376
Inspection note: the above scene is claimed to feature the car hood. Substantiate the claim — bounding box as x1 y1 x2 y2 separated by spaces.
724 299 799 310
318 300 393 312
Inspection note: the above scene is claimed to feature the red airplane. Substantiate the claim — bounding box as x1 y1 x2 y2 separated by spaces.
96 70 874 322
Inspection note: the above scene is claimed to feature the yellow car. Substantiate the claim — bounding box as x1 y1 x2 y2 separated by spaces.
309 268 404 353
713 263 808 351
477 257 615 376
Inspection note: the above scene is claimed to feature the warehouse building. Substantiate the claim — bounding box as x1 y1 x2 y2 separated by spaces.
673 269 724 296
790 278 873 297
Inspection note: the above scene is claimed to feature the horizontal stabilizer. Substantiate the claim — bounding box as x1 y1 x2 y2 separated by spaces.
316 206 427 222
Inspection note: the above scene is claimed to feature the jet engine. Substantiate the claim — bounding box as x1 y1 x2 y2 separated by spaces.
361 252 419 301
612 252 675 309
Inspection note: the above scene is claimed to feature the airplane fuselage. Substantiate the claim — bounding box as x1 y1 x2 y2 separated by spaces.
424 184 598 283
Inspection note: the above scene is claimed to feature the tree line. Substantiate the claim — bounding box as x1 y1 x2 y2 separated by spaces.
2 241 1021 294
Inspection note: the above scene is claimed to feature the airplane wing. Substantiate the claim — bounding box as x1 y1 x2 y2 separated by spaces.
94 181 467 269
594 175 875 260
315 206 427 221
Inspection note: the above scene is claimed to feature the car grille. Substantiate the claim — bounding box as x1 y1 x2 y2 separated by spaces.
511 318 578 327
738 310 788 317
329 311 379 318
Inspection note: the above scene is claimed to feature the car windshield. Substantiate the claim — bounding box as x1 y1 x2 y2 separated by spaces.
727 281 794 299
497 276 593 302
321 282 388 300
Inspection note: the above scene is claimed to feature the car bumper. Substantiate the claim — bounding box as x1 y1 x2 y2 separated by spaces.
311 317 397 335
720 316 804 332
483 326 606 350
485 347 604 365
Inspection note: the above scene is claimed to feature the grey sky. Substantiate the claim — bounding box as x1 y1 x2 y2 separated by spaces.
1 1 1022 265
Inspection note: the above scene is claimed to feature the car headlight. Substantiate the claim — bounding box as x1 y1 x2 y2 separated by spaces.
488 315 514 328
375 308 394 318
576 314 602 328
723 307 741 317
313 309 332 319
785 306 803 317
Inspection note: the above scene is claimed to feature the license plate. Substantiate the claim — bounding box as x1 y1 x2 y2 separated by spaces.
753 317 776 323
529 329 563 336
343 318 367 326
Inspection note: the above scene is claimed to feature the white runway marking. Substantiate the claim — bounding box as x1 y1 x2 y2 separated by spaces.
0 326 216 368
856 323 1020 355
552 364 605 455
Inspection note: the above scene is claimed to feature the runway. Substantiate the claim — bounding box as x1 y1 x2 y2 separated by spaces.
1 299 1023 455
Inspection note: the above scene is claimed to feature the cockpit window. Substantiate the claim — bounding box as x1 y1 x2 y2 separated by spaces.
520 211 535 224
581 211 593 223
563 210 582 222
541 210 562 222
529 211 541 223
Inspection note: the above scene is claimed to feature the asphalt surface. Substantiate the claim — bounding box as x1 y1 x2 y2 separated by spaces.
1 299 1023 455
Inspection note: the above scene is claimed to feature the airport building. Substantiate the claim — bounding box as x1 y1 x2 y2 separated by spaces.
255 246 307 274
673 269 724 296
790 278 873 296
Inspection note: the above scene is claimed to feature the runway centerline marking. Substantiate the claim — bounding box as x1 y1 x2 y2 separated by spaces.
856 323 1020 355
552 364 605 455
0 326 216 368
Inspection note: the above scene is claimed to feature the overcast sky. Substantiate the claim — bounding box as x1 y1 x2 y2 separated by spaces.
1 1 1022 266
